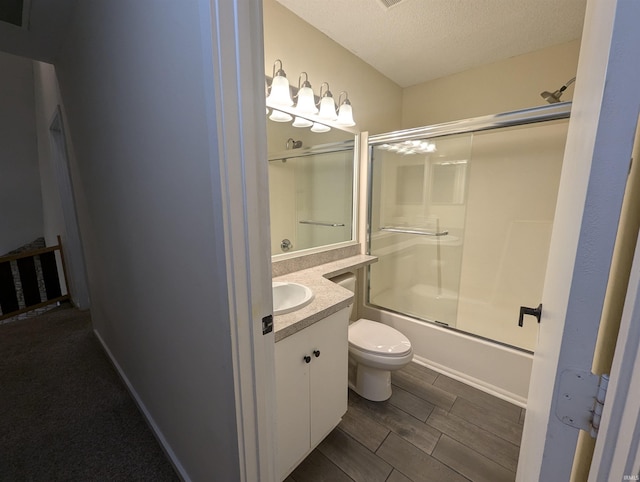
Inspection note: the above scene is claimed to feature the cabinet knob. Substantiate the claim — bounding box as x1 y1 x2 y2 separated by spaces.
303 355 311 363
313 350 321 358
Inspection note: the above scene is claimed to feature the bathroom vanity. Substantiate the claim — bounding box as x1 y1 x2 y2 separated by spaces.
275 307 349 480
272 254 376 480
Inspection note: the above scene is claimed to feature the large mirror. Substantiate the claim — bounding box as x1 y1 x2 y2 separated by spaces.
267 106 358 257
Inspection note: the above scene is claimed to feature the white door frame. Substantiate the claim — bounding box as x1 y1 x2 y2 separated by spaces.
200 0 276 480
590 232 640 480
518 0 640 480
49 106 91 309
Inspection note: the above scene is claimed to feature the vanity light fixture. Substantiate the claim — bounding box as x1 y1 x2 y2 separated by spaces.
265 59 356 131
266 59 294 107
317 82 338 121
336 91 356 127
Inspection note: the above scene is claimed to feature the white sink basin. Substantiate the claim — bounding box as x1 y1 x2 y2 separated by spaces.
272 281 314 315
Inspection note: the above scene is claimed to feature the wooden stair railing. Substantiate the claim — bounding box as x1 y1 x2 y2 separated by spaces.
0 235 70 321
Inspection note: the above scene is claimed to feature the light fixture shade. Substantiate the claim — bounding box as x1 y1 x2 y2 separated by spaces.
295 86 318 114
266 75 293 106
292 116 313 128
311 122 331 133
336 103 355 127
269 109 293 122
318 96 337 120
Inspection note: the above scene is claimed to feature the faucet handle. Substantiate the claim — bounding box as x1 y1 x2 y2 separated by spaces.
518 303 542 327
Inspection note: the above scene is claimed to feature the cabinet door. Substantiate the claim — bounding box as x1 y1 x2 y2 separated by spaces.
275 329 311 480
308 308 349 446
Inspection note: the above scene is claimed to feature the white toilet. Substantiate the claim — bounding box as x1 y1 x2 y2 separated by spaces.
332 272 413 401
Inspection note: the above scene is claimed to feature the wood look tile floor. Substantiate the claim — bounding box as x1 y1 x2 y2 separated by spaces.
285 363 524 482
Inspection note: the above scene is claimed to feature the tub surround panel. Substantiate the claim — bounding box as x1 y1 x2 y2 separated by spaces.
274 254 376 341
272 244 361 277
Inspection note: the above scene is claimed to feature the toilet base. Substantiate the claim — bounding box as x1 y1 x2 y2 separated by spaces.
351 364 392 401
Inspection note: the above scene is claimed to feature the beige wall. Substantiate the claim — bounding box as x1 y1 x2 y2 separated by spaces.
263 0 403 136
402 39 581 128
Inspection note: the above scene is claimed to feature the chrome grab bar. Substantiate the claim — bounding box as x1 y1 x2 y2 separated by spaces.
299 220 346 227
380 226 449 237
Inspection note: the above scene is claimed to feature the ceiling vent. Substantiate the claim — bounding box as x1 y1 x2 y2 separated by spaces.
377 0 405 9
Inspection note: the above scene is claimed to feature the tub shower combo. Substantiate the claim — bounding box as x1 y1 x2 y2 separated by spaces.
363 103 571 404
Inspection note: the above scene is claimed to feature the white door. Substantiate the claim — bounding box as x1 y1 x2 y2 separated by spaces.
49 107 91 309
517 0 640 480
203 0 277 480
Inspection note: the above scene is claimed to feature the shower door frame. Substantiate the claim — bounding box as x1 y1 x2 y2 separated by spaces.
366 102 572 350
368 102 571 145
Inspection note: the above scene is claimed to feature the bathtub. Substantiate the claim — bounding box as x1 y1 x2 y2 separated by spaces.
359 302 532 407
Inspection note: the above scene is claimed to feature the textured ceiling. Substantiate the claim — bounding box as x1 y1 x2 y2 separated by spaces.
275 0 587 88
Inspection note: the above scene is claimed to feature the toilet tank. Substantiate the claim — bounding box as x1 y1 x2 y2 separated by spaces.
330 272 356 293
330 272 356 320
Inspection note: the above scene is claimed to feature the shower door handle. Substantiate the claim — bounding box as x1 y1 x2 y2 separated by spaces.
518 303 542 327
380 226 449 236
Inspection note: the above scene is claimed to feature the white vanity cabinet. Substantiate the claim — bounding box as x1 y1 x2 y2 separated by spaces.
275 307 349 480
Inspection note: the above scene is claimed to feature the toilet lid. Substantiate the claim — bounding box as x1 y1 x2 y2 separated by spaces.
349 319 412 356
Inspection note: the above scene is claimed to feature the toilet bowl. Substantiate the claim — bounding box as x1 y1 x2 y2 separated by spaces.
332 273 413 402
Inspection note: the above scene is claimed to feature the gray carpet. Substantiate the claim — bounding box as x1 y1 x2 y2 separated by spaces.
0 304 179 481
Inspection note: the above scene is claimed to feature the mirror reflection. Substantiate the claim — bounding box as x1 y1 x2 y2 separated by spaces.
267 111 356 256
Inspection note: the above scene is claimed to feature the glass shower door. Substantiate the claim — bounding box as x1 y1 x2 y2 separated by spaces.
367 117 569 351
368 134 473 328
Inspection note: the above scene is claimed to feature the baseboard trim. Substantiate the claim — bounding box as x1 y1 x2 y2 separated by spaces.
412 354 528 408
93 329 190 481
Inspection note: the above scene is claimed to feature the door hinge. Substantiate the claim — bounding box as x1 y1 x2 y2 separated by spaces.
556 369 609 438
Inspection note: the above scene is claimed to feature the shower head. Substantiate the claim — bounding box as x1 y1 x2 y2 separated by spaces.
541 89 563 104
540 77 576 104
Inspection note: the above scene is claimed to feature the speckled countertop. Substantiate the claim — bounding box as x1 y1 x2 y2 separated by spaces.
273 254 377 342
